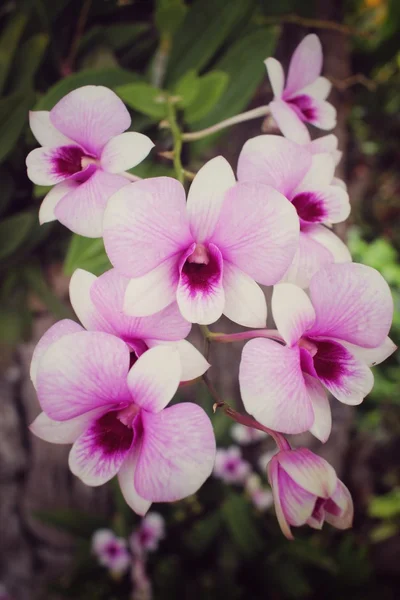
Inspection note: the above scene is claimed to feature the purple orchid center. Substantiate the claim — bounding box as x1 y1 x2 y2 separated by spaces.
285 94 317 122
105 542 121 558
291 191 327 224
181 244 220 292
52 145 86 178
225 458 239 473
91 409 138 456
300 338 348 384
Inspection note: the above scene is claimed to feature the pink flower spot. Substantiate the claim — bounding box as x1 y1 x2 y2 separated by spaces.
286 95 317 122
52 145 86 178
93 412 134 456
181 244 221 294
291 191 327 223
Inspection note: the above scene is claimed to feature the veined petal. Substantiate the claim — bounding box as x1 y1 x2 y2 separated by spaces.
123 256 179 317
135 403 216 501
339 337 397 367
69 269 108 331
30 319 84 389
306 134 338 155
187 156 235 242
264 57 285 98
305 224 351 263
299 76 332 100
36 331 131 420
69 411 134 486
55 170 128 238
325 480 353 529
50 85 131 155
117 446 152 516
291 185 350 225
29 110 74 147
285 34 323 97
212 182 299 285
223 262 267 328
239 339 314 434
308 263 393 347
26 145 86 186
296 153 335 191
103 177 191 277
176 242 225 325
277 448 337 497
310 100 337 130
272 283 316 346
127 345 181 413
270 100 310 144
267 458 293 540
170 340 210 381
237 135 312 198
304 374 332 443
278 466 317 526
39 180 79 224
100 132 154 173
30 408 105 444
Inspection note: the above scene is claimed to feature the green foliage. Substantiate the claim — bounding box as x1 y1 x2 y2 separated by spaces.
155 0 188 38
184 71 229 124
0 9 29 93
0 211 36 262
368 488 400 519
34 509 109 539
116 82 168 119
64 235 111 277
173 70 200 108
221 492 264 557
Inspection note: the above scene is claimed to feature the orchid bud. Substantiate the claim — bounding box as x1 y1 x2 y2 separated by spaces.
267 448 353 539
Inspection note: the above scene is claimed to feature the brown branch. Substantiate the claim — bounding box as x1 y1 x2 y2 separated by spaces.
328 74 377 92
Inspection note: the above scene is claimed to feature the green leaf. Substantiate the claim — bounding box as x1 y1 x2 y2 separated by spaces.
221 492 264 557
0 309 26 345
370 522 399 543
35 68 140 111
368 488 400 519
0 167 15 217
10 34 49 91
185 71 229 124
173 70 200 108
22 263 70 320
167 0 255 84
0 89 35 163
184 511 222 555
116 82 168 119
64 235 111 277
0 211 36 262
0 9 29 94
33 509 108 539
155 0 188 38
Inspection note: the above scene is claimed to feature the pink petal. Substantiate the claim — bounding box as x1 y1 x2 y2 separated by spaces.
325 480 353 529
239 339 314 434
127 345 181 413
39 180 79 224
100 132 154 173
103 177 191 277
340 337 397 367
187 156 235 242
278 466 317 526
30 408 105 444
69 411 134 486
30 319 84 389
123 256 179 317
26 146 82 186
55 169 128 238
306 133 338 155
87 268 191 342
176 242 225 325
50 85 131 155
212 182 299 285
270 100 310 144
117 446 152 516
272 283 316 346
135 403 216 501
296 153 335 190
304 374 332 443
277 448 337 497
29 111 74 147
299 76 331 100
311 339 374 405
166 340 210 381
291 185 350 225
237 135 312 198
69 269 108 331
308 263 393 347
36 331 131 420
310 100 337 130
264 57 285 98
285 34 323 97
267 458 293 540
282 226 350 289
223 261 267 328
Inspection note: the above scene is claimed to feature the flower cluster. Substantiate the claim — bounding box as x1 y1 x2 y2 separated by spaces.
27 34 396 539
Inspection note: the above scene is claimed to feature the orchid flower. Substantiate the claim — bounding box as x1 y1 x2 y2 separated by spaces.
231 423 267 445
102 156 299 326
213 446 251 484
26 86 154 237
268 448 353 539
238 134 351 288
92 529 131 575
131 512 165 553
29 330 216 515
265 34 336 144
240 262 395 441
245 473 273 512
69 268 209 382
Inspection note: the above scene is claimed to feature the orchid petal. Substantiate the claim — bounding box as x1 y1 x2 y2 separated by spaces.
278 467 317 525
277 448 337 497
100 132 154 173
310 100 337 130
270 100 310 144
39 180 79 224
267 458 293 540
299 76 332 100
292 185 350 225
29 110 74 147
307 134 338 155
340 337 397 367
325 480 353 529
296 153 335 190
264 57 285 98
285 34 323 97
223 261 267 328
304 374 332 443
171 340 210 381
118 446 152 516
30 408 105 444
69 268 107 331
272 283 316 346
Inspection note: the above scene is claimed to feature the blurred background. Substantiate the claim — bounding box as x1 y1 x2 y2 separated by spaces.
0 0 399 598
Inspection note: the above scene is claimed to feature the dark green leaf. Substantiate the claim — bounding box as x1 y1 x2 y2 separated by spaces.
184 511 222 555
0 10 29 94
221 492 264 557
10 34 49 91
0 167 15 217
173 69 200 108
33 509 108 539
0 89 35 163
64 235 111 277
155 0 188 37
185 71 229 123
0 211 36 262
35 68 140 111
22 263 70 319
0 309 26 345
116 82 168 119
167 0 255 84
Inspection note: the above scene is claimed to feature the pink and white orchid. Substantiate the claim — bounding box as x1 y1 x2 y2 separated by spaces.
102 156 299 326
239 262 395 441
231 423 267 445
30 329 216 515
265 34 336 144
238 134 351 288
213 446 251 485
26 85 154 237
92 529 131 575
268 448 353 539
69 268 209 382
245 473 273 512
131 512 165 553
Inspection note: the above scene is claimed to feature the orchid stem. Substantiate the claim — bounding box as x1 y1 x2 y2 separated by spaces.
182 105 270 142
167 100 184 183
209 329 283 343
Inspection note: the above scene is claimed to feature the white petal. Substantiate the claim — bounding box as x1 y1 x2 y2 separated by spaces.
39 181 79 224
29 111 74 147
299 76 332 100
272 283 316 346
69 268 103 330
101 132 154 173
339 337 397 367
265 57 285 98
223 262 267 328
174 339 210 381
296 153 335 190
118 447 152 516
304 375 332 443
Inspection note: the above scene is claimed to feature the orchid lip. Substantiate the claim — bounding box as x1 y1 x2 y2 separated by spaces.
298 337 317 357
117 403 140 427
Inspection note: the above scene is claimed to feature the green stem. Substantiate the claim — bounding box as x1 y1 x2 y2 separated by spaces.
167 101 184 184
